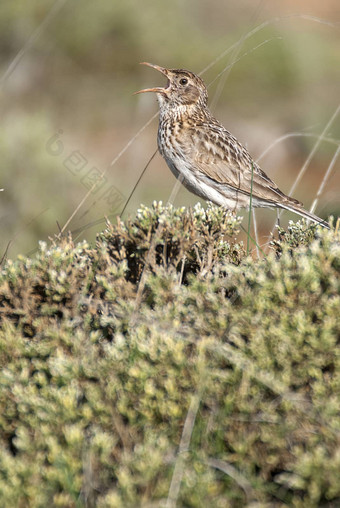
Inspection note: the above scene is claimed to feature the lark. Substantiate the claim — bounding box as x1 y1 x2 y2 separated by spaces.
135 62 329 228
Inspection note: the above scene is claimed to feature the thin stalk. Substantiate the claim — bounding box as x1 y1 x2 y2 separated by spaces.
166 390 201 508
247 163 255 255
309 145 340 215
120 149 158 218
0 0 69 90
241 225 266 258
252 209 261 259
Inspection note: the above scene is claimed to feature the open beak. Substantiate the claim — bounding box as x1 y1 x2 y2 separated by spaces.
134 62 170 95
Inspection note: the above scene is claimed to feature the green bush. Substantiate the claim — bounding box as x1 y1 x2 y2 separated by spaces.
0 203 339 507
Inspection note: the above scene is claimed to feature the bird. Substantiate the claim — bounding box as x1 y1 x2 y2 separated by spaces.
135 62 330 229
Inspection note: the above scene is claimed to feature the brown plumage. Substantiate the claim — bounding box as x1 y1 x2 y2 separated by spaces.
135 62 330 228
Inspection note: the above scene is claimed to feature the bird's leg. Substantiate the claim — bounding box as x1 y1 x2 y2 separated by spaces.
276 208 281 229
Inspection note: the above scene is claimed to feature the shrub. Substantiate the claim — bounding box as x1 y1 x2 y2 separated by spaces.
0 203 339 507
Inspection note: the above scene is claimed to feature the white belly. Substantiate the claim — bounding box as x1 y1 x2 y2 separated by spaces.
163 152 243 209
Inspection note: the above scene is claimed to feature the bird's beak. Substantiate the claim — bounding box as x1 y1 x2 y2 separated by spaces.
134 62 170 95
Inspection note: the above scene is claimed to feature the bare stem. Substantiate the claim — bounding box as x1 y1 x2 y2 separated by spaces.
309 145 340 215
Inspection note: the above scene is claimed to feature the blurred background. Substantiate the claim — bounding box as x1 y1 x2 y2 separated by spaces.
0 0 339 258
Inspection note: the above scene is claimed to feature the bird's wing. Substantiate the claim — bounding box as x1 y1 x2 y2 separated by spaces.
182 122 302 207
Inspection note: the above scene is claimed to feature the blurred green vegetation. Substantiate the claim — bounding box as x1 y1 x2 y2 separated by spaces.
0 204 339 506
0 0 339 257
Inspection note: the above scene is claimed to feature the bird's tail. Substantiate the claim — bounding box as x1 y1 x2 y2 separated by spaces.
280 203 330 229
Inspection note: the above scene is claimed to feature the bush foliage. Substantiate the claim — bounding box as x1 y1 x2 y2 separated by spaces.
0 203 339 507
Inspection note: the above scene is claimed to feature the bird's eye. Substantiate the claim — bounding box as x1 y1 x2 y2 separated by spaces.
179 78 188 85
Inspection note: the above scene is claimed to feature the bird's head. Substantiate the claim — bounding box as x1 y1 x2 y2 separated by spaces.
135 62 208 113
